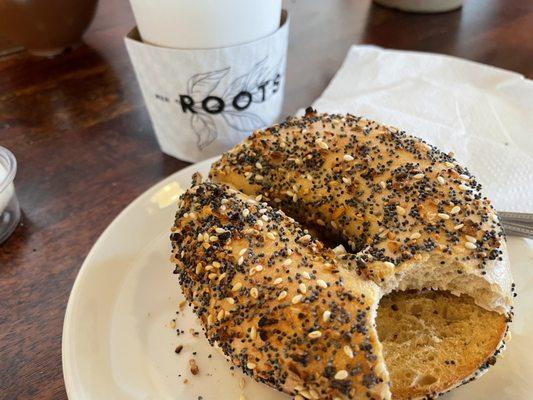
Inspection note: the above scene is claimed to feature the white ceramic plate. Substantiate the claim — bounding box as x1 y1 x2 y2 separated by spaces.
63 157 533 400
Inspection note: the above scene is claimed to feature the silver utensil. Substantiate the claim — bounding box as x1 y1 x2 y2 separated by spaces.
498 211 533 239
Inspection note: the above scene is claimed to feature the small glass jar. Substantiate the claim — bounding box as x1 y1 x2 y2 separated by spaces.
0 146 21 244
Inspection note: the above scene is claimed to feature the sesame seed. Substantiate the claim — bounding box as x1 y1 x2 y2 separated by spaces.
232 282 242 292
242 209 250 217
261 215 269 222
459 184 470 191
255 265 264 272
195 264 203 274
255 162 262 169
378 229 389 238
215 227 226 234
465 235 477 243
410 232 421 240
298 234 312 244
396 205 406 216
246 362 256 370
438 213 450 220
218 273 227 282
238 256 244 265
460 174 470 180
454 223 464 230
334 370 349 380
342 177 351 184
299 391 312 400
316 279 328 288
273 277 283 285
322 310 331 322
277 291 288 300
308 330 322 339
343 154 354 161
298 283 307 294
258 208 267 214
209 235 218 242
197 232 203 242
343 345 354 358
225 297 235 304
384 261 395 268
302 271 311 280
379 181 386 189
267 232 276 240
217 309 225 321
316 139 329 150
450 205 461 214
464 242 477 250
250 287 259 299
212 261 221 269
437 176 446 185
255 174 263 181
208 273 217 280
207 314 213 325
413 173 425 180
292 294 303 304
283 258 292 266
250 326 257 339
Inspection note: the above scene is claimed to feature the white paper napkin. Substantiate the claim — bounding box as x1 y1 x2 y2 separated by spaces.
310 46 533 212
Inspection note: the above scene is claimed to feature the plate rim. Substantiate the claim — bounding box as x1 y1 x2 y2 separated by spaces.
61 157 217 399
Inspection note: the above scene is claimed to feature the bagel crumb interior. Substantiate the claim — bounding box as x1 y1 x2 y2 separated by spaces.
376 290 507 400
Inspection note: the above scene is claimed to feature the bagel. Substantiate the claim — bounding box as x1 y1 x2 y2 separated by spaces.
171 110 514 399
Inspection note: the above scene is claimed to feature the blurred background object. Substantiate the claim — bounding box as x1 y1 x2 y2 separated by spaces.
0 0 99 57
0 146 20 244
374 0 463 13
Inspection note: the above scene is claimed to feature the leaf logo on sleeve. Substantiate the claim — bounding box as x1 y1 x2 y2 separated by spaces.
155 57 283 150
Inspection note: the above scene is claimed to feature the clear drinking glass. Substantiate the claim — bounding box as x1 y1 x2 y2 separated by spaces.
0 146 21 244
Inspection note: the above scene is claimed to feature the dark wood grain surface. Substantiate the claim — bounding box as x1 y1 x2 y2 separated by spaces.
0 0 532 398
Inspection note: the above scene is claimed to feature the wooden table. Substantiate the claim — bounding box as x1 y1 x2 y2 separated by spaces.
1 0 531 398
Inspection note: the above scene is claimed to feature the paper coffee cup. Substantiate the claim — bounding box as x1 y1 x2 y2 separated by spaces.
125 11 290 162
129 0 282 49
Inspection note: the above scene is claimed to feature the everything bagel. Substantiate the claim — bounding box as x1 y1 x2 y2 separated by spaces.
171 110 514 399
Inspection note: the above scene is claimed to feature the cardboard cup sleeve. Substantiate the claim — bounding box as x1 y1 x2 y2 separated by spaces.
125 10 290 162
